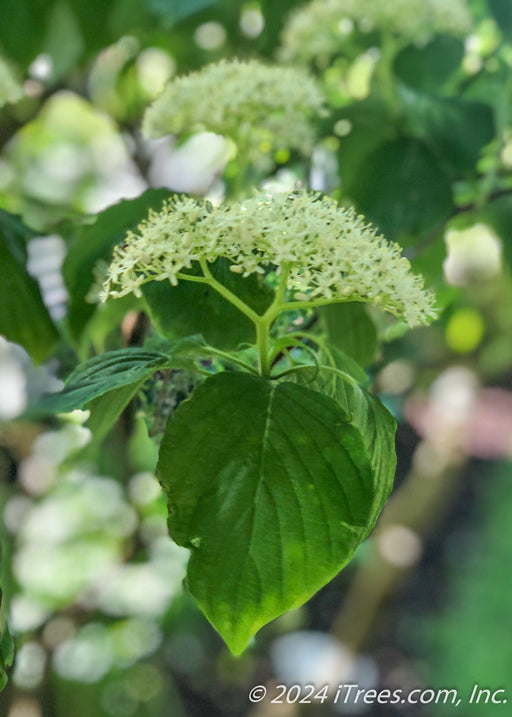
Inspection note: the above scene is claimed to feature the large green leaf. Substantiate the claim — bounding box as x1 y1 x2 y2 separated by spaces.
320 303 378 368
348 138 453 243
0 212 59 363
158 372 378 654
63 189 170 342
142 258 273 350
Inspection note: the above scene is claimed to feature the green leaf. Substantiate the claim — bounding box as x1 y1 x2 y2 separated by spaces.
158 372 378 654
348 138 453 244
320 303 378 368
63 189 170 342
258 0 307 55
0 212 59 363
0 0 44 64
293 364 397 536
323 345 369 386
68 0 124 53
0 629 14 693
84 381 147 445
81 337 205 446
399 86 495 174
393 35 464 94
0 208 34 263
143 258 273 350
32 348 171 415
488 0 512 36
332 381 396 534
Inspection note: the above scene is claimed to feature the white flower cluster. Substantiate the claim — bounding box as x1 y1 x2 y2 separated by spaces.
0 56 23 108
280 0 472 64
102 192 435 327
142 59 325 159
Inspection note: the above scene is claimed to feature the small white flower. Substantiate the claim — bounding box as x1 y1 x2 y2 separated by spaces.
142 59 325 161
101 191 435 327
280 0 472 64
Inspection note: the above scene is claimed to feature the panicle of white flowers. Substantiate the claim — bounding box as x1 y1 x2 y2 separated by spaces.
101 192 435 327
280 0 472 64
0 56 23 108
142 59 325 159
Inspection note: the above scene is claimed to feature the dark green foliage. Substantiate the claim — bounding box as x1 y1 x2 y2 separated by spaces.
394 35 465 94
0 211 59 363
2 0 509 692
348 138 454 243
158 372 387 653
0 629 14 692
400 88 495 174
488 0 512 35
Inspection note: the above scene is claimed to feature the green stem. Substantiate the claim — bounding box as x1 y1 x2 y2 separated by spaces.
181 261 353 379
175 272 210 284
284 331 335 363
181 261 284 377
268 295 361 320
256 320 271 377
201 345 259 375
273 263 290 307
254 264 292 376
197 259 261 324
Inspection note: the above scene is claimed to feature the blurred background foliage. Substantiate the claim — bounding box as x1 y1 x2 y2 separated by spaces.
1 0 512 715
